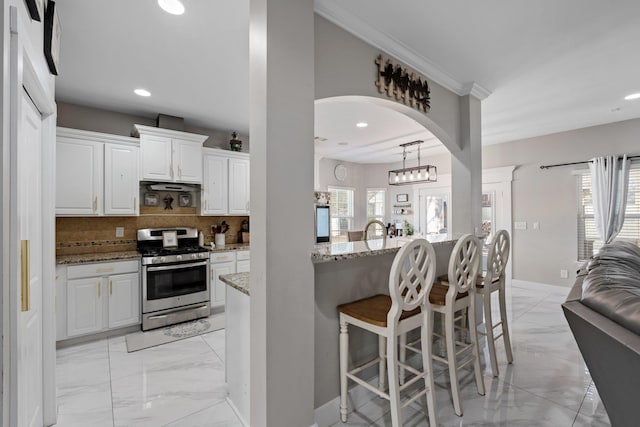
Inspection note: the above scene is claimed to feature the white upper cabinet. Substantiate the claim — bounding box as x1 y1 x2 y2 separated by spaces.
229 156 250 215
56 137 103 215
201 150 250 216
139 134 173 181
202 150 228 215
105 144 139 215
56 128 139 217
134 125 207 184
174 139 203 183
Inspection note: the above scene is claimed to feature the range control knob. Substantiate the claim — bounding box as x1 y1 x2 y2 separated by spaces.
191 254 197 260
177 255 182 261
160 257 166 263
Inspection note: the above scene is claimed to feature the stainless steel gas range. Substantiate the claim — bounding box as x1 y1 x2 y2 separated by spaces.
137 227 210 331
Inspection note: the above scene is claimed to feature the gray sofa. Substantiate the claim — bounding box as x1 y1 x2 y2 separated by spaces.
562 243 640 427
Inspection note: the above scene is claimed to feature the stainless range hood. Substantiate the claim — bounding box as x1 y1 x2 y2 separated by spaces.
145 182 199 192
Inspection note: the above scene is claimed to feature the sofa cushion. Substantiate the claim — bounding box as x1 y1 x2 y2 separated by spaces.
581 242 640 335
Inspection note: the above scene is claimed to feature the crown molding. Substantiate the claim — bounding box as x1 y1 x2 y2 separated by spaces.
314 2 492 100
461 82 491 100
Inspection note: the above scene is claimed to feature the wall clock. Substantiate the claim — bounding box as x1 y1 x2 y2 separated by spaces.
334 164 347 182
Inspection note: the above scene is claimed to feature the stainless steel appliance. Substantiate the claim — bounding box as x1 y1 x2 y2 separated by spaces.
137 227 210 330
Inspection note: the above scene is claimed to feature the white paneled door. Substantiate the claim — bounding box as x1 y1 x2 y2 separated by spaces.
18 90 43 427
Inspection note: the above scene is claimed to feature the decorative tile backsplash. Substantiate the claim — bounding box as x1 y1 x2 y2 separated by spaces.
56 215 249 256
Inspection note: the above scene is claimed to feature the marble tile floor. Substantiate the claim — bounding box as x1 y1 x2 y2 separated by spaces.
55 327 241 427
55 281 611 426
330 281 611 427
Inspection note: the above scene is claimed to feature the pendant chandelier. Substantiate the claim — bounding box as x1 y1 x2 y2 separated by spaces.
388 140 437 186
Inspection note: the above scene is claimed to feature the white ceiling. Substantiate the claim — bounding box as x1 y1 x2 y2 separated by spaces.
55 1 640 164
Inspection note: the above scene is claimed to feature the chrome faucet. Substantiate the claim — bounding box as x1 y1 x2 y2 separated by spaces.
364 219 387 240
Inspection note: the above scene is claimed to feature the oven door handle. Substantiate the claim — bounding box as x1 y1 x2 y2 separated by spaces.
146 261 208 272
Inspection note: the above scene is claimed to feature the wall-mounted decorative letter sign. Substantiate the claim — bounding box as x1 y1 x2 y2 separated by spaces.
375 54 431 113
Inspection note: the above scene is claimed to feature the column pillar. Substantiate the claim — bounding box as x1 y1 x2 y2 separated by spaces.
451 95 482 236
249 0 315 426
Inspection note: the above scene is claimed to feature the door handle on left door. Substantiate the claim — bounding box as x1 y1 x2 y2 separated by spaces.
20 240 30 312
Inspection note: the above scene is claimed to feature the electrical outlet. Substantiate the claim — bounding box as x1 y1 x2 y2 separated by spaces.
115 227 124 238
533 222 539 230
514 221 527 230
560 269 568 279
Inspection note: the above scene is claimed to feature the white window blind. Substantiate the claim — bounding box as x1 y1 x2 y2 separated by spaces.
329 187 354 238
577 168 640 260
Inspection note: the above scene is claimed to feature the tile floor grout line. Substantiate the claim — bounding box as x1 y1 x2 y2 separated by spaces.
106 336 116 427
507 380 587 415
571 380 592 427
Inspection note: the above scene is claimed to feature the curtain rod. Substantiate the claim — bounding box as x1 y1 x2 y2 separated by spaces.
540 155 640 170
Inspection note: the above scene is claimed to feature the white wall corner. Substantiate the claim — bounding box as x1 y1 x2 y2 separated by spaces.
461 81 492 101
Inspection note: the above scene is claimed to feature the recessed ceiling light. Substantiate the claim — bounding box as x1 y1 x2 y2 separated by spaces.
158 0 185 15
624 92 640 101
356 122 368 128
134 88 151 97
338 142 349 146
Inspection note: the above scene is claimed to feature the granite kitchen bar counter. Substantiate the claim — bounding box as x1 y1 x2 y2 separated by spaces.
219 272 250 295
312 235 457 417
311 234 454 263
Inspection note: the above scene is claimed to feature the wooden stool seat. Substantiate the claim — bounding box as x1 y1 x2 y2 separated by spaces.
429 282 468 305
436 274 496 288
338 295 421 327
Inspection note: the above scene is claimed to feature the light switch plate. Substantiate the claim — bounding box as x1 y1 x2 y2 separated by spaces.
115 227 124 238
514 221 527 230
560 269 568 279
533 222 540 230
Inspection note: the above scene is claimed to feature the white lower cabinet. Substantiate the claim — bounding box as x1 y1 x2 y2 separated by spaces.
210 250 250 309
108 272 140 328
210 252 236 308
67 277 104 337
236 250 250 273
59 260 140 341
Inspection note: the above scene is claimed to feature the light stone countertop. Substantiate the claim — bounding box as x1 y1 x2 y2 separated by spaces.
310 234 456 264
207 243 250 253
219 272 250 296
56 251 141 265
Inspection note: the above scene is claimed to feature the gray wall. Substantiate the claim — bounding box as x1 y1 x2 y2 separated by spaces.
314 15 462 155
56 102 250 152
483 117 640 286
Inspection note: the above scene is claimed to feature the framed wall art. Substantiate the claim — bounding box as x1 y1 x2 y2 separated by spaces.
178 193 192 207
44 0 61 75
144 192 159 206
397 194 409 203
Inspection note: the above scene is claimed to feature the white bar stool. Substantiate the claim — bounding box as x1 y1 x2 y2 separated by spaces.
429 234 485 416
337 239 438 427
476 229 513 377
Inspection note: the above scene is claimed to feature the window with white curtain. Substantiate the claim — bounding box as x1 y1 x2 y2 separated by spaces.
329 186 354 238
577 168 640 260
